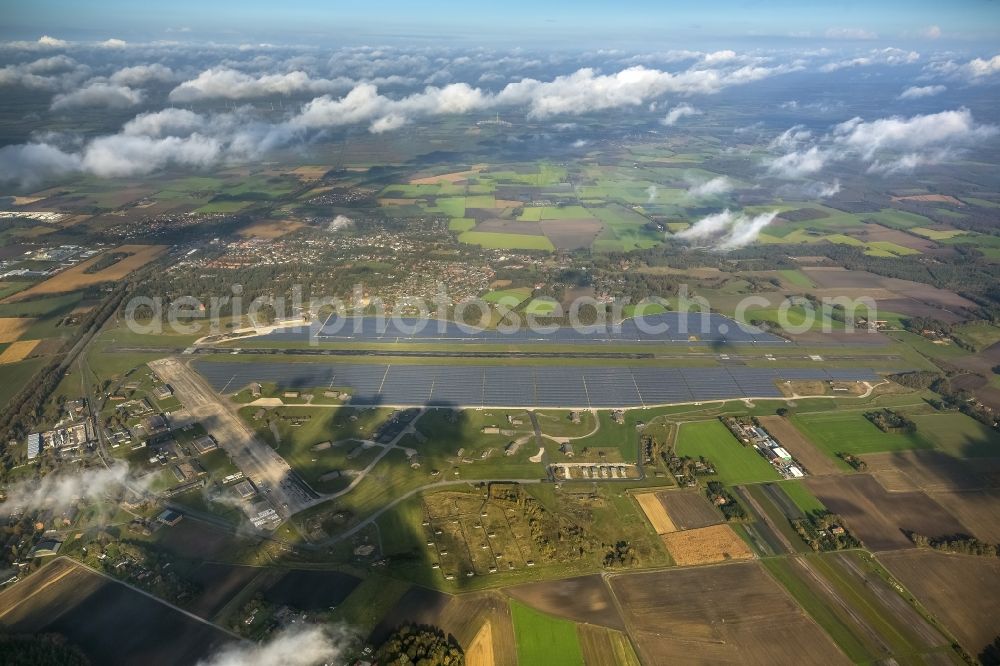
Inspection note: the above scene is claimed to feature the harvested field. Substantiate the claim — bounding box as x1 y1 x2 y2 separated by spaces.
539 219 604 250
473 218 546 235
661 524 754 566
878 298 968 323
466 621 495 666
378 197 418 205
577 624 641 666
410 168 482 185
152 517 239 560
800 267 977 312
0 558 233 665
758 415 843 476
880 549 1000 658
657 490 721 530
609 561 851 665
856 225 937 252
371 588 516 666
185 563 261 619
805 474 970 551
505 574 624 630
290 165 329 180
261 569 360 610
237 219 306 238
4 245 167 302
635 492 677 534
863 450 1000 492
891 194 964 205
0 317 33 343
928 490 1000 542
0 339 40 363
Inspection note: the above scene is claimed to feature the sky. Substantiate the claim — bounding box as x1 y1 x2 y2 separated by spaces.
2 0 999 48
0 0 998 198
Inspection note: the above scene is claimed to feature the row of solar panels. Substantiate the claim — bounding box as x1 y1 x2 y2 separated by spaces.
196 361 882 408
259 313 785 344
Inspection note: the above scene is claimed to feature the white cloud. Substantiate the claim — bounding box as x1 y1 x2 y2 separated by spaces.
686 176 732 199
496 63 792 118
662 103 701 126
769 108 997 179
677 209 780 250
37 35 68 48
0 463 142 516
81 133 222 177
820 47 919 72
769 125 812 150
814 179 841 197
51 82 144 110
929 54 1000 82
0 142 81 189
168 67 352 102
196 625 355 666
110 64 175 86
922 25 942 39
646 185 658 203
768 146 830 178
0 56 87 91
99 38 128 49
832 108 997 160
702 50 737 65
292 82 488 131
898 84 946 100
122 108 205 137
824 27 878 40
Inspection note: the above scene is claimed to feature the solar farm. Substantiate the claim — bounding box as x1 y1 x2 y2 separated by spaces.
195 360 881 408
260 312 786 345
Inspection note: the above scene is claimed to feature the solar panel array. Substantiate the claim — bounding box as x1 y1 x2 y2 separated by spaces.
259 313 786 345
197 361 883 408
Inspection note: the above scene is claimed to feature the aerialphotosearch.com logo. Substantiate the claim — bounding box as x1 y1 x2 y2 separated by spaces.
123 283 878 344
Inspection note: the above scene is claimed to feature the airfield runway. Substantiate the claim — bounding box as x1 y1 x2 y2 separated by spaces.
150 358 317 518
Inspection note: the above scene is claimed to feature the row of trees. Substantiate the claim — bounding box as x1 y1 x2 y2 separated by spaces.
909 533 999 557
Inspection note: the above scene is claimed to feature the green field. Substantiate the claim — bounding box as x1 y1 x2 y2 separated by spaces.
0 357 46 407
0 281 31 300
910 412 1000 458
539 205 594 220
242 405 396 490
777 269 816 289
950 322 1000 351
457 231 555 251
867 209 934 229
524 298 559 316
909 226 966 240
510 600 585 666
778 480 827 515
193 200 252 214
434 196 466 217
675 420 781 485
448 217 476 232
482 287 533 307
790 411 933 462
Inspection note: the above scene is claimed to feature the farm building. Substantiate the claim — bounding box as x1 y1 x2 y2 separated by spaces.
192 435 218 454
233 480 257 500
26 433 41 459
29 539 62 558
157 509 183 526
